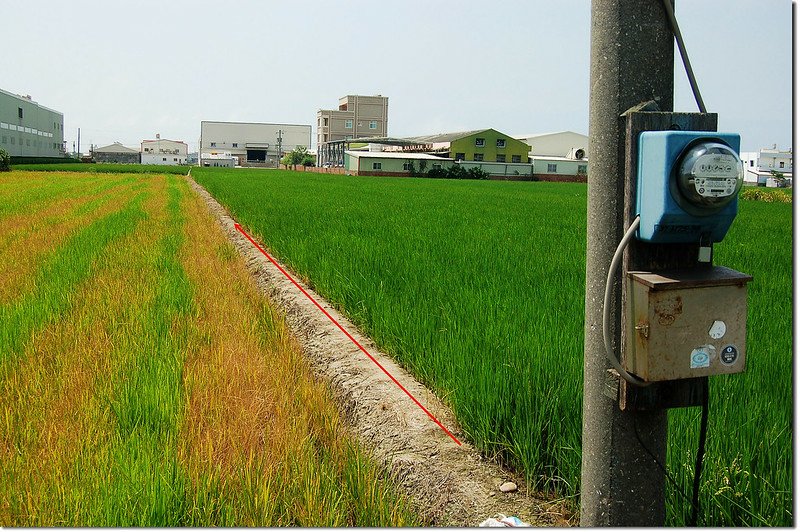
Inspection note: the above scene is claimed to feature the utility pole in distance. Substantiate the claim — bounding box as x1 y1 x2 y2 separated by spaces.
581 0 674 526
276 129 283 168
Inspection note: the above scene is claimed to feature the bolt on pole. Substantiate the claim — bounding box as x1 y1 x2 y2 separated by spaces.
581 0 675 526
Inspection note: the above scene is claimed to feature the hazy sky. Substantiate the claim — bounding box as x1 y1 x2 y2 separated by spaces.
2 0 792 153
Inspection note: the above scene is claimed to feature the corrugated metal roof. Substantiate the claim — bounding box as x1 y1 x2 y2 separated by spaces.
403 129 487 144
94 142 138 154
345 150 452 161
514 130 588 140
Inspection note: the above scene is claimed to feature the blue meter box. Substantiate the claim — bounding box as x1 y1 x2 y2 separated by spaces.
636 131 742 244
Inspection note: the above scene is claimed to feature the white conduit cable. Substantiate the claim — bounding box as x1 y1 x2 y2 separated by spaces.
603 216 649 387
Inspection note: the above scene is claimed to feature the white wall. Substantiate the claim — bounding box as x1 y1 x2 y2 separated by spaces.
740 151 759 183
141 139 187 165
516 131 589 157
200 121 312 157
531 156 588 176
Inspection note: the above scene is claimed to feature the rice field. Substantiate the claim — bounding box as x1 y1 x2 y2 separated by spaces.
0 171 420 526
13 163 190 175
193 167 793 527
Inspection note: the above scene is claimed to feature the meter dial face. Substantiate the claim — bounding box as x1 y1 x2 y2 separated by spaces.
674 141 744 216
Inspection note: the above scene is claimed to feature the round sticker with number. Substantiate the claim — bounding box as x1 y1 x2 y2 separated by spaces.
720 344 739 366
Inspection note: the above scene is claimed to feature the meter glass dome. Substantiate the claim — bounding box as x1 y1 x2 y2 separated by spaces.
673 141 743 216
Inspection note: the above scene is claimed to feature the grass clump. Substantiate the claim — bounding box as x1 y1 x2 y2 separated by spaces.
740 187 792 203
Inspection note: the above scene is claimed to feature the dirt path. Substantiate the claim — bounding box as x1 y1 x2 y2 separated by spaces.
187 176 573 527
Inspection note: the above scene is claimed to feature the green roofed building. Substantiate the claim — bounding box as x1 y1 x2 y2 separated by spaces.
405 129 530 164
0 88 65 158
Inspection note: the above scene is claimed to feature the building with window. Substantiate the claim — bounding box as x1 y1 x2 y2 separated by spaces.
0 88 65 158
344 150 452 176
200 121 311 167
92 142 140 164
529 155 588 181
403 129 530 164
141 136 188 165
200 152 236 168
740 146 793 186
317 95 388 148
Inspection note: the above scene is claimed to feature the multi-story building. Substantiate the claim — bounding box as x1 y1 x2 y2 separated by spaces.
317 94 388 147
200 121 311 167
141 136 188 165
740 145 793 186
0 88 65 158
403 129 531 164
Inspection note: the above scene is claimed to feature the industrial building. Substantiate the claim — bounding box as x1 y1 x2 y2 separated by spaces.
141 136 188 165
317 95 388 166
332 127 588 181
0 88 65 158
403 129 531 163
317 94 388 145
93 142 140 164
344 150 451 176
200 121 311 167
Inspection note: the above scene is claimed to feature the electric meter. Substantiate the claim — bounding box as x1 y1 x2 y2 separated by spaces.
673 141 743 217
636 131 742 244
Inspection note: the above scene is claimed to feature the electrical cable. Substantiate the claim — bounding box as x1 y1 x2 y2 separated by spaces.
690 377 710 526
602 216 649 387
660 0 707 113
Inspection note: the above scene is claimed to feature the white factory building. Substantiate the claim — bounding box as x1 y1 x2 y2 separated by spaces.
200 121 311 167
141 136 188 165
515 131 589 180
515 131 589 159
0 88 65 159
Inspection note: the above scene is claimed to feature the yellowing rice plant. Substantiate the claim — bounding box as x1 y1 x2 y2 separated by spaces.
0 172 419 526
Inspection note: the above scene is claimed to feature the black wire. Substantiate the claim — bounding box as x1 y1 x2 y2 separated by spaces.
690 378 710 527
660 0 708 113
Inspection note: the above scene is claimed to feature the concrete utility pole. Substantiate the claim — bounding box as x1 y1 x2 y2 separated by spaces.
581 0 674 526
276 129 283 168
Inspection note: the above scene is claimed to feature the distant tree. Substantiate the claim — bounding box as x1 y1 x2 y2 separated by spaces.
770 170 787 188
0 148 10 172
282 146 311 170
466 166 489 180
446 164 468 179
301 153 316 167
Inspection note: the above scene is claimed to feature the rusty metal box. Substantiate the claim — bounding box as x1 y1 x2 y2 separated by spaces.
625 266 752 382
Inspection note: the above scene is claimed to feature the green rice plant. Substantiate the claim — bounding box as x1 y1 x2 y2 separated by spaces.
0 172 421 527
0 172 109 218
193 167 791 526
666 199 792 526
91 175 195 527
0 192 147 369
